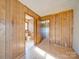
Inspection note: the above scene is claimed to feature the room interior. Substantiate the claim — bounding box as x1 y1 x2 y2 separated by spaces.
0 0 79 59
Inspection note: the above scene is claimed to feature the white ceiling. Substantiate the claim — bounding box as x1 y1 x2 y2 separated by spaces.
19 0 77 16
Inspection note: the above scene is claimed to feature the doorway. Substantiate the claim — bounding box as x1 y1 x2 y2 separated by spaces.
25 14 35 50
40 20 50 40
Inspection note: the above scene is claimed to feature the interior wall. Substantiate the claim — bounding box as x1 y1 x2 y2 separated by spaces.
73 1 79 55
0 0 5 59
5 0 40 59
35 17 41 44
41 0 79 55
41 10 73 48
21 2 41 44
5 0 25 59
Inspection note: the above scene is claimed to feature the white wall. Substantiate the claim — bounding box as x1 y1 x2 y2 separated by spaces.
73 1 79 55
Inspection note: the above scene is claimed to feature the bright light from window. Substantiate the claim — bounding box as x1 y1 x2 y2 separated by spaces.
34 47 56 59
25 23 28 30
35 47 46 56
46 54 55 59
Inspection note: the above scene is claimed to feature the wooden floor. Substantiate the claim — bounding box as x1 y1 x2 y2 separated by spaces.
19 39 79 59
38 39 79 59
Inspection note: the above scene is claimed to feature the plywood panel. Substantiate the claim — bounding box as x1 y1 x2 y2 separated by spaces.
61 10 73 48
0 0 5 59
36 18 41 44
50 16 56 43
61 12 69 47
66 10 73 48
5 0 40 59
55 14 62 45
41 10 73 48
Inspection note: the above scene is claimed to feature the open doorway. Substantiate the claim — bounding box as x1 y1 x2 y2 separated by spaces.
40 20 50 40
25 14 35 51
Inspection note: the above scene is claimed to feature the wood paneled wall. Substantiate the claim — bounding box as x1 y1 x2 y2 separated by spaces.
0 0 5 59
35 18 41 44
41 10 73 48
5 0 40 59
22 2 41 45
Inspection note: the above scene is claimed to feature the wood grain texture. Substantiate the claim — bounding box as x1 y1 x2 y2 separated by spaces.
41 10 73 48
0 0 5 59
49 15 56 43
5 0 40 59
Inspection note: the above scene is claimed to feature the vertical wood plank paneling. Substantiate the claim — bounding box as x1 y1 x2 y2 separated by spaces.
70 10 73 48
5 0 40 59
0 0 5 59
61 13 65 47
61 12 69 47
50 16 56 44
36 18 41 44
66 10 73 48
55 14 62 45
41 10 73 48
